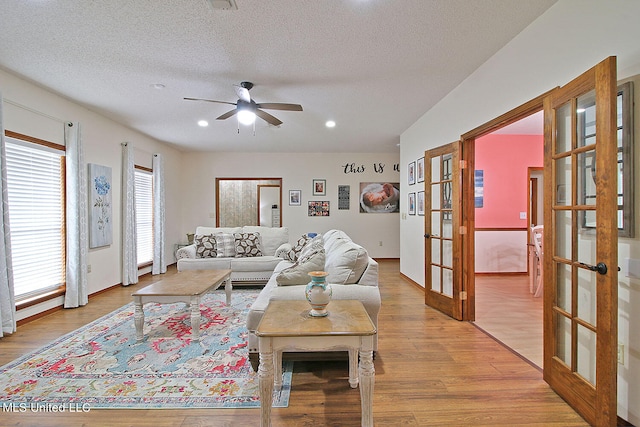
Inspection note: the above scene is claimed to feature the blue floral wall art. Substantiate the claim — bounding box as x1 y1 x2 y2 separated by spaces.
89 163 113 248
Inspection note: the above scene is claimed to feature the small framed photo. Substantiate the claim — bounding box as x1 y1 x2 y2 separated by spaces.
417 191 425 216
408 161 416 185
417 157 425 183
308 200 330 216
338 185 350 210
313 179 326 196
408 192 416 215
289 190 301 206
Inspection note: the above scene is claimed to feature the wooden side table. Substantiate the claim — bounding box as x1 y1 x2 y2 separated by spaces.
255 300 377 427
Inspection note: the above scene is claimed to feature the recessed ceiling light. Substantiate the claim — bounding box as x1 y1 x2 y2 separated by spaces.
150 83 166 89
325 120 336 128
198 120 209 127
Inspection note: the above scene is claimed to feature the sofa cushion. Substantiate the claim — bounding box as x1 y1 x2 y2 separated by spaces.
194 234 217 258
231 255 283 272
234 232 262 257
242 226 289 256
324 237 369 285
276 247 325 286
215 233 237 258
284 233 312 262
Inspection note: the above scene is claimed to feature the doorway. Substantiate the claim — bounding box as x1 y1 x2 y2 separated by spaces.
471 111 544 368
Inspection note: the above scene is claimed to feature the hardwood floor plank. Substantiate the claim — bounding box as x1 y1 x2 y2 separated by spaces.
0 260 588 426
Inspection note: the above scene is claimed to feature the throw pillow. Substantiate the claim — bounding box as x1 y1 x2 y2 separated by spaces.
214 233 237 258
194 234 217 258
234 232 262 257
298 234 324 260
284 233 312 262
276 248 326 286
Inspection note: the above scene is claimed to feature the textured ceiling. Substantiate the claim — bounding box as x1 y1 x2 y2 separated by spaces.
0 0 556 153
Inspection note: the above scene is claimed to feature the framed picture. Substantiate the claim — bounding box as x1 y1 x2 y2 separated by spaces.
289 189 301 206
408 161 416 185
417 191 425 216
408 192 416 215
338 185 350 210
359 182 400 213
308 200 330 216
88 163 113 248
417 157 425 183
312 179 326 196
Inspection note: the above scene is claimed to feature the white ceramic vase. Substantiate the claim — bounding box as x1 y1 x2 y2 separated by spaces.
305 271 332 317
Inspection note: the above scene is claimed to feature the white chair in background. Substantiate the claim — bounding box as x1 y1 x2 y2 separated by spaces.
530 225 544 298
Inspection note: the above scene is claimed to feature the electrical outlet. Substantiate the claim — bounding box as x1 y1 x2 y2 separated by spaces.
618 344 624 365
87 264 92 273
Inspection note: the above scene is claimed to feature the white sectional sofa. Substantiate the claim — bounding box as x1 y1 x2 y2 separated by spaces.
246 229 381 369
176 226 290 284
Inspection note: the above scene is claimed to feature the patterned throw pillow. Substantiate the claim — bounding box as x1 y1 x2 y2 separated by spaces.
214 233 237 258
194 234 217 258
234 232 262 257
284 233 313 262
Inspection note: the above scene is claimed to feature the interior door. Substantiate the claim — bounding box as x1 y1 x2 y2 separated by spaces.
424 141 463 320
542 56 618 426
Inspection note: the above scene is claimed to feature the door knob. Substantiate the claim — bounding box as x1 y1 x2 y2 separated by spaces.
579 262 608 275
424 233 431 239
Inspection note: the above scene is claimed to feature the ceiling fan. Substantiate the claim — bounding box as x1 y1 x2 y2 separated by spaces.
184 81 303 127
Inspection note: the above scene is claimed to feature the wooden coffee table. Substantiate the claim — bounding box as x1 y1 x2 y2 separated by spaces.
255 300 376 427
131 269 232 342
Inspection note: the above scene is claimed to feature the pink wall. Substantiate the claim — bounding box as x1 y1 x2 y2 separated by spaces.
475 134 543 228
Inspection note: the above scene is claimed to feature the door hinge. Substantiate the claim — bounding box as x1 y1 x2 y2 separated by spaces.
460 291 467 300
459 226 467 235
460 160 467 169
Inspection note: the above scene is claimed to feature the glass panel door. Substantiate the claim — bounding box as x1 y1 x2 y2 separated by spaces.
543 57 618 427
424 141 462 319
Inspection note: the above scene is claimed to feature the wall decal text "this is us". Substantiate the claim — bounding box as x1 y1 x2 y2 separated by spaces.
342 163 400 174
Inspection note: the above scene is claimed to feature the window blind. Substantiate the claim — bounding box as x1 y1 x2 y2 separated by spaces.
5 138 65 300
135 169 153 265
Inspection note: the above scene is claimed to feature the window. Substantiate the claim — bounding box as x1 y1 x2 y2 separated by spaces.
135 168 153 265
5 133 65 301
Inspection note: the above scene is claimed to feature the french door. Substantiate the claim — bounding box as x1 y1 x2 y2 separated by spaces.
424 141 463 320
542 56 618 426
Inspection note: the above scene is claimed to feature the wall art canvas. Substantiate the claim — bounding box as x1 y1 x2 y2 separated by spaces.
89 163 113 248
359 182 400 213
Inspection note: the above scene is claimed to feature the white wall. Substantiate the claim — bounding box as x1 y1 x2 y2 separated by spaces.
0 68 185 321
180 152 400 258
399 0 640 422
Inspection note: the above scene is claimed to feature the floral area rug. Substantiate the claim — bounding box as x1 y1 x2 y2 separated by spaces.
0 288 292 409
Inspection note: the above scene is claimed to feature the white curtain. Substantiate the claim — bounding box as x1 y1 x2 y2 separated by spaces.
152 153 166 275
64 122 88 308
121 143 138 286
0 92 16 337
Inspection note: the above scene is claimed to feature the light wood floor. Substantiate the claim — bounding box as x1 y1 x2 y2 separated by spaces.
0 260 587 426
474 274 543 369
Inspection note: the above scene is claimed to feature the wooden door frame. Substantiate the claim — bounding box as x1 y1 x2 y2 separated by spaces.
459 90 556 321
257 184 281 226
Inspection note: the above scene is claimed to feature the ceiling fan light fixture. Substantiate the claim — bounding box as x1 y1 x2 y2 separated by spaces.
237 109 256 126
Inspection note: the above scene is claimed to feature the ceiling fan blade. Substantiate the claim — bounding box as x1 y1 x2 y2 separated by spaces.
184 97 237 106
255 103 303 111
234 85 251 103
216 109 238 120
255 109 283 126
